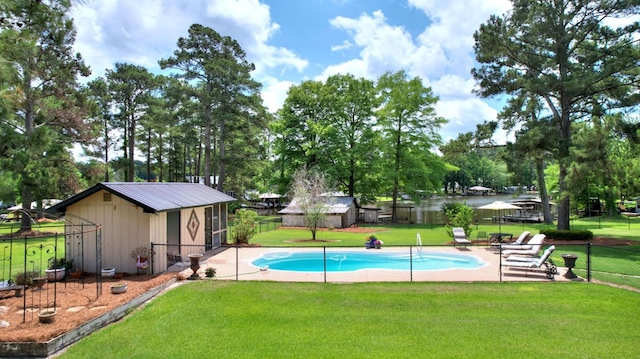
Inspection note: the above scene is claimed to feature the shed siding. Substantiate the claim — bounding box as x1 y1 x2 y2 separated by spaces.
282 214 343 228
149 212 167 271
180 207 205 257
66 190 151 273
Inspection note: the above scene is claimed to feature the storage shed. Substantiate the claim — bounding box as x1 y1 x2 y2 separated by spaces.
48 182 236 274
279 196 358 228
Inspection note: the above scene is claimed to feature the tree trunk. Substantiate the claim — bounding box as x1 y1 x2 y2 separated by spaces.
104 117 109 182
158 133 164 182
20 187 32 232
391 118 402 223
128 112 135 182
536 158 553 224
146 127 151 181
21 89 35 231
203 81 212 187
216 116 226 192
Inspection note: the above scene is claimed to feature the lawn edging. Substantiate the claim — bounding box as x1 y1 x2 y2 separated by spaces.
0 277 177 358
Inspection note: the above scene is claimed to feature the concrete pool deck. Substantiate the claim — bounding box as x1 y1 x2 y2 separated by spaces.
183 246 583 283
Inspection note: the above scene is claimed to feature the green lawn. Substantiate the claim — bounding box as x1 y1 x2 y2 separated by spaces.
251 216 640 246
0 221 66 281
59 281 640 359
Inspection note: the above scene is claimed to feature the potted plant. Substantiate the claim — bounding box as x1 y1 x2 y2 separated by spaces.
374 239 383 249
45 257 67 282
205 267 216 278
365 234 377 249
63 259 74 277
110 282 128 294
69 268 83 279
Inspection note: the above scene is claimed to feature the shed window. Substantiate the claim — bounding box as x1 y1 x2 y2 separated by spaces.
103 192 112 202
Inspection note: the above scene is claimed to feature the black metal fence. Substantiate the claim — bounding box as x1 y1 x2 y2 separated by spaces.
228 217 282 235
181 243 639 290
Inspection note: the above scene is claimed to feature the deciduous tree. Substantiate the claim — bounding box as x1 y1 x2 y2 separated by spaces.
376 70 447 222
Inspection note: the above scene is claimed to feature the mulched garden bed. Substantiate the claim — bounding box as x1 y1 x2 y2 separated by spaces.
0 273 176 343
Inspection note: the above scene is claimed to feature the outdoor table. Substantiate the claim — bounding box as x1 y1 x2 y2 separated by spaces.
489 232 513 243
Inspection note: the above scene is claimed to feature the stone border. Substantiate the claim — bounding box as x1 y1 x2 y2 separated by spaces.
0 278 177 358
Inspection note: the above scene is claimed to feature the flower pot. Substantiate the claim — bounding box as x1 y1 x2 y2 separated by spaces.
101 267 116 278
32 277 47 291
69 271 82 279
45 268 65 282
110 283 128 294
187 254 203 280
38 310 57 324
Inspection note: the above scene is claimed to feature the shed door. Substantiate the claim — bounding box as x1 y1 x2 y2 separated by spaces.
167 211 180 253
205 207 213 250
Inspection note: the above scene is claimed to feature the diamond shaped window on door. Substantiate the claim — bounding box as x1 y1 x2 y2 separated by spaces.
187 209 200 241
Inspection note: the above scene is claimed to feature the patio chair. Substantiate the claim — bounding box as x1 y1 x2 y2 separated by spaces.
452 227 472 247
499 231 532 250
501 245 558 279
501 234 545 257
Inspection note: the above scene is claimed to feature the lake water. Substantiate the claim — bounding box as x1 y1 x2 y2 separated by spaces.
378 194 537 225
256 193 539 225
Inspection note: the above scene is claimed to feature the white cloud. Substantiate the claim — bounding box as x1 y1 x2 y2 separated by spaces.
329 10 422 77
331 40 353 52
260 77 294 113
436 98 500 142
431 75 476 100
322 1 514 143
315 59 369 82
203 0 308 76
71 0 307 81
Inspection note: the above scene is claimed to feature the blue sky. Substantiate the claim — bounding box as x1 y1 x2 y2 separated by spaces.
70 0 513 143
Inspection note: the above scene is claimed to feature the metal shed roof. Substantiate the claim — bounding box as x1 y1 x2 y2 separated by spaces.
49 182 237 214
278 196 356 215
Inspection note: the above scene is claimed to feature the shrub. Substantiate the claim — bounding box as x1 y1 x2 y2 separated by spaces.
231 209 258 244
13 271 40 286
442 202 474 238
539 229 593 241
49 258 67 269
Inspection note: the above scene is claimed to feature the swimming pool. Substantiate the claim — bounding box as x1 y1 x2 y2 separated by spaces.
251 251 487 272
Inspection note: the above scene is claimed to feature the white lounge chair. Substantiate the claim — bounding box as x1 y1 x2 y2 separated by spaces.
501 245 558 279
501 234 545 257
499 231 532 250
491 231 531 251
452 227 472 247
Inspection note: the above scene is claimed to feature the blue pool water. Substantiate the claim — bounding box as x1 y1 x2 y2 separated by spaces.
251 251 486 272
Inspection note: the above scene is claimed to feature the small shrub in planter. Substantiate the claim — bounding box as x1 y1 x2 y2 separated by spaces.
48 258 63 270
13 271 39 286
